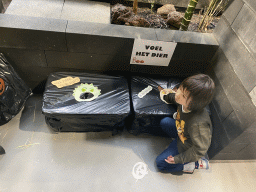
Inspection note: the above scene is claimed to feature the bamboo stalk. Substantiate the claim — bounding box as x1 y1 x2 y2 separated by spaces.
198 0 229 32
180 0 199 31
133 0 138 15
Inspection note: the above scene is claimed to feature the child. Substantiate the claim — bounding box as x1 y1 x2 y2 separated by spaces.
156 74 215 173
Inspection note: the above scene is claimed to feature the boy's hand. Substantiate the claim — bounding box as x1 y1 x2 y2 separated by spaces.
158 86 164 92
165 155 175 164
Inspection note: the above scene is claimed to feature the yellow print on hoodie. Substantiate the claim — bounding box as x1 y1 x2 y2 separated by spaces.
175 109 187 144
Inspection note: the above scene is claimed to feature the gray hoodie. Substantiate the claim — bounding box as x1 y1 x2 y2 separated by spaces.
163 93 212 164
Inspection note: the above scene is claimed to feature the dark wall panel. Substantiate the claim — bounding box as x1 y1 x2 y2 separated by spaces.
222 111 245 141
212 48 256 129
0 28 67 51
66 33 134 56
208 102 231 159
66 20 158 40
171 43 218 62
45 51 130 72
131 59 211 77
211 72 233 122
9 66 70 89
0 47 47 67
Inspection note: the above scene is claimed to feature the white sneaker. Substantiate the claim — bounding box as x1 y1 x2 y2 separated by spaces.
183 162 195 173
198 157 209 170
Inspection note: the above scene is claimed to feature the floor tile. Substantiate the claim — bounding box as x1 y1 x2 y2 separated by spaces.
1 95 256 192
61 0 110 23
5 0 64 19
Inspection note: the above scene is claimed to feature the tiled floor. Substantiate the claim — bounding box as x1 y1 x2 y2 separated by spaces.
5 0 110 23
1 94 256 192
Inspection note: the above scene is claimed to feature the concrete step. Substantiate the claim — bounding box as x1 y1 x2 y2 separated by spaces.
5 0 110 24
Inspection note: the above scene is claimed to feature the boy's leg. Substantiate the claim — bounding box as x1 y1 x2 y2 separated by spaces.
156 139 184 172
160 117 178 138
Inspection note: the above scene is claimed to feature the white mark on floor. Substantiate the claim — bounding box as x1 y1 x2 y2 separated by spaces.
33 105 36 123
0 127 9 144
16 143 40 149
132 162 148 180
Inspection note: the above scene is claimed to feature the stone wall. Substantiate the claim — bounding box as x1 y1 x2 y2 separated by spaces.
0 13 218 90
207 0 256 160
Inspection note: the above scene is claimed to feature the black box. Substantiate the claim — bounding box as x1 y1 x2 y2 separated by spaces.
42 72 130 134
128 76 182 137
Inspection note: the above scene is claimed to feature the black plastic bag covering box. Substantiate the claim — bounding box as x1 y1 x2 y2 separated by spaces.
0 53 32 126
42 72 130 133
128 76 182 137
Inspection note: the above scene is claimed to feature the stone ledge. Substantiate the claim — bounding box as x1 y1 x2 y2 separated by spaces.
0 13 219 46
0 13 67 32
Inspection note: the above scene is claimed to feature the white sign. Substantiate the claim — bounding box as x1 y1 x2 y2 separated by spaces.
130 39 177 66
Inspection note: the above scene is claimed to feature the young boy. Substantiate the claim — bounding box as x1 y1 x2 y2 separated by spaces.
156 74 215 173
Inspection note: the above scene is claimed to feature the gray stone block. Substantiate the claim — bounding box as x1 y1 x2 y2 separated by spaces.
67 20 157 40
213 17 256 93
0 14 67 32
220 142 249 154
222 111 245 141
155 29 219 45
0 14 67 51
232 4 256 59
66 33 133 56
212 48 256 130
130 60 211 77
237 144 256 159
5 0 64 19
208 103 231 159
244 0 256 13
223 0 244 25
60 0 110 23
171 43 218 62
210 151 248 160
12 66 69 89
0 47 47 67
45 51 130 72
0 27 67 51
230 120 256 145
233 130 256 145
211 70 233 122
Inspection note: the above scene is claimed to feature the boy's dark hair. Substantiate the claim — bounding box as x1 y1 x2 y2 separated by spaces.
179 74 215 111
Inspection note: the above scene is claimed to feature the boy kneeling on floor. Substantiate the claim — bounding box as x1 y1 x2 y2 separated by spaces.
156 74 215 173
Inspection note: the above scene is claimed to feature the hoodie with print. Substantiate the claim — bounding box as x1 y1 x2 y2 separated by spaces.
163 93 212 164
